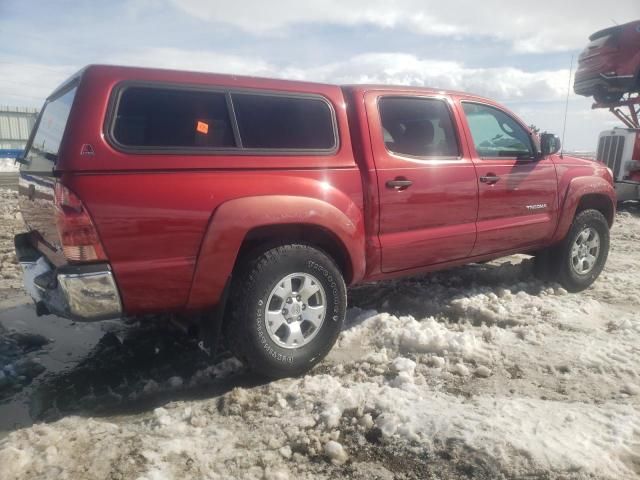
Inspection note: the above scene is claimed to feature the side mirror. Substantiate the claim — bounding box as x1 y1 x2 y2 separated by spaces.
540 133 561 156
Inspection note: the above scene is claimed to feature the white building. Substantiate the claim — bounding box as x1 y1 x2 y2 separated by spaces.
0 106 38 150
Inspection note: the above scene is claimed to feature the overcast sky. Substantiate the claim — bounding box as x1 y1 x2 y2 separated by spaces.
1 0 637 151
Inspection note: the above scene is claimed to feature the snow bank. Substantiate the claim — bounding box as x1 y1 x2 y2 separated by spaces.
372 393 640 478
1 197 640 479
3 369 637 479
339 312 493 364
0 159 18 173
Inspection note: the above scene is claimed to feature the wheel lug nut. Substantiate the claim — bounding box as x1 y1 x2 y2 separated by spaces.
287 298 293 303
302 304 306 310
296 295 301 301
298 315 302 321
282 309 287 315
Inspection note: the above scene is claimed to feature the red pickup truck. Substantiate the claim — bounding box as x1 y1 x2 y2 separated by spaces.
15 65 616 377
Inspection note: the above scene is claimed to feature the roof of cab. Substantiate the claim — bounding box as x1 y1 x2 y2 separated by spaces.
340 83 496 103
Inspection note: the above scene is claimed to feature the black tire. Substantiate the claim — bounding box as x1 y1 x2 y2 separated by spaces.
535 209 609 292
228 244 346 378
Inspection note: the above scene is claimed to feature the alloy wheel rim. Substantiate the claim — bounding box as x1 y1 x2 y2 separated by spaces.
264 272 327 349
570 227 601 275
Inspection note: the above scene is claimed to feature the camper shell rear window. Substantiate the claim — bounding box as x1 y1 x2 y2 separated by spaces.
22 82 78 173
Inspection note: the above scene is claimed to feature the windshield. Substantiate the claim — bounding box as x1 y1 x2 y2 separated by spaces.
22 85 77 173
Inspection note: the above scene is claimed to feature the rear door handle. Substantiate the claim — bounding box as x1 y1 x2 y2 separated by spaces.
479 174 500 185
386 178 413 190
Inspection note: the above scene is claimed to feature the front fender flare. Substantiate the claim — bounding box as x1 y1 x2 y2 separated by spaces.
551 176 616 244
187 195 365 310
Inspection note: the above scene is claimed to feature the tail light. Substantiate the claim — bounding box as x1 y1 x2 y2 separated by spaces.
54 183 107 262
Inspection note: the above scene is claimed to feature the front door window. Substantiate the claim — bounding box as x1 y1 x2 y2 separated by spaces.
462 102 533 158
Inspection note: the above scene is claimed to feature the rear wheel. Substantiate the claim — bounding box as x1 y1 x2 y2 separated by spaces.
534 209 609 292
228 244 346 378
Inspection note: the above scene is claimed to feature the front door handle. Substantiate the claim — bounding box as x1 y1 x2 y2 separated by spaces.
386 178 413 190
479 174 500 185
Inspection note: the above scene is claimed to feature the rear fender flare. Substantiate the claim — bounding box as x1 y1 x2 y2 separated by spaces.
187 195 365 309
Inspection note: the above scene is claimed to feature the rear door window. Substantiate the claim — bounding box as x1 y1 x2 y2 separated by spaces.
378 97 459 157
231 93 336 150
112 86 236 149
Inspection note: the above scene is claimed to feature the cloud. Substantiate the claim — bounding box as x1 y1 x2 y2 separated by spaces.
0 60 78 106
105 48 570 102
510 97 618 152
169 0 638 52
286 53 570 101
0 48 602 150
106 48 276 77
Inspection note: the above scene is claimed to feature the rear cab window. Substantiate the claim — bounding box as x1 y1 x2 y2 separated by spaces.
108 84 338 154
378 97 460 158
22 83 77 173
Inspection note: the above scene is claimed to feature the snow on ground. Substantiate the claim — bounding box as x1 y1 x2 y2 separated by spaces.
0 159 19 173
0 190 23 302
1 188 640 479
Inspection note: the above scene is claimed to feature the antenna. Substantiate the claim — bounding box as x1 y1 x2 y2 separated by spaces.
560 54 573 158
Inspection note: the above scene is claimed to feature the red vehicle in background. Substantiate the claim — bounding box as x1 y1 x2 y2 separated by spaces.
575 20 640 202
574 19 640 103
15 65 616 378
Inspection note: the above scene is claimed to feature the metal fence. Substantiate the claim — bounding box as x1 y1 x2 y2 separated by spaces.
0 106 38 154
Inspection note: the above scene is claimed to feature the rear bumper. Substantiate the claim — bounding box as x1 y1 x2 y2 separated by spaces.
14 233 122 321
574 72 637 95
615 181 640 202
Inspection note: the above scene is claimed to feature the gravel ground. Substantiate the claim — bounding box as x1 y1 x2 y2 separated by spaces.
0 190 23 303
1 187 639 480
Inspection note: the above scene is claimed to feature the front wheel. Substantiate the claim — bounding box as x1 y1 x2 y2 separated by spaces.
535 209 610 292
228 244 347 378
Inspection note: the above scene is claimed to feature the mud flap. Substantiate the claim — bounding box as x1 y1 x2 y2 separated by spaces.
197 274 232 358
